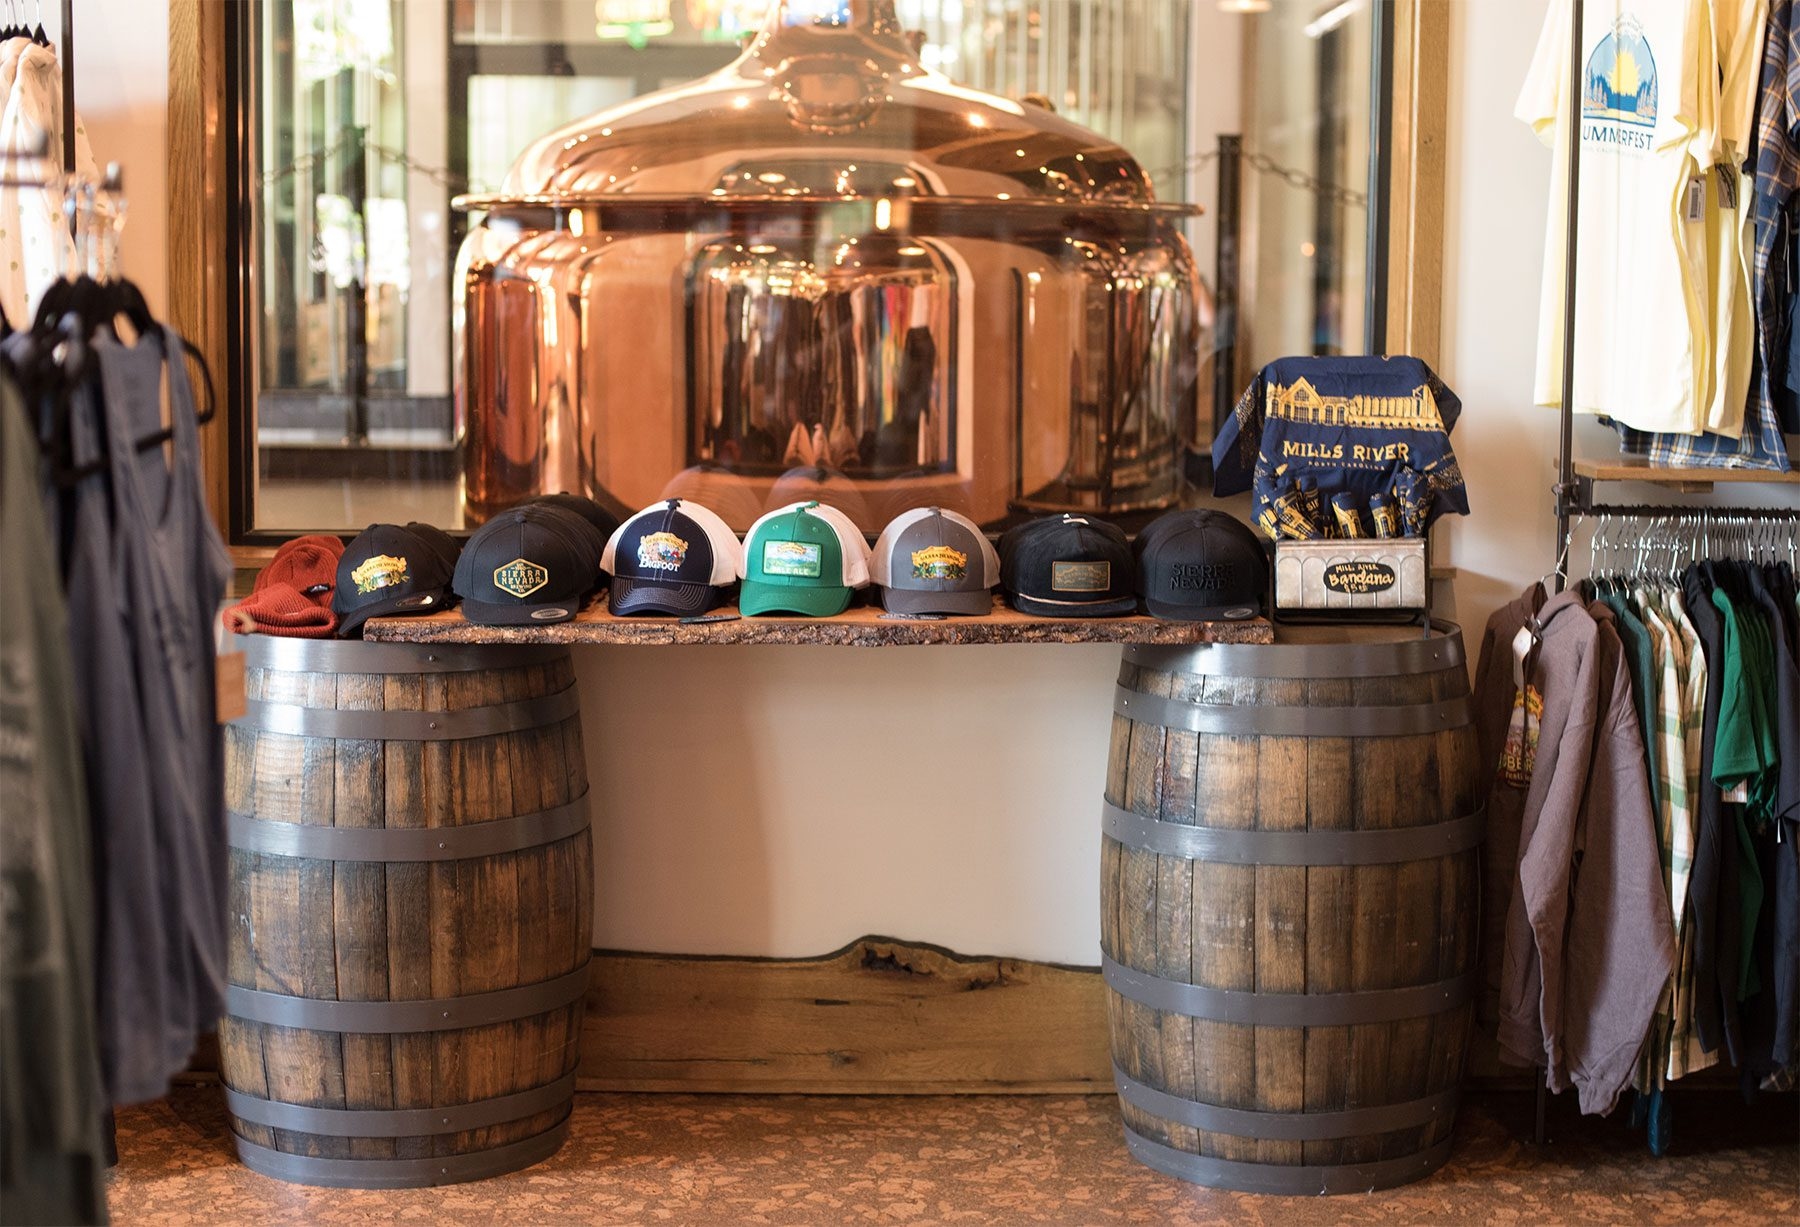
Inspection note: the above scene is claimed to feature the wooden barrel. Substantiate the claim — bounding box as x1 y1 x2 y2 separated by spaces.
1100 623 1480 1195
218 637 593 1189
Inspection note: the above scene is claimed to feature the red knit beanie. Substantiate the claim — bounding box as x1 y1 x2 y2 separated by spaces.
227 534 347 638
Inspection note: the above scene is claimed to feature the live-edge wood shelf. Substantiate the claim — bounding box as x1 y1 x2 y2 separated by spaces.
1570 457 1800 495
364 597 1274 647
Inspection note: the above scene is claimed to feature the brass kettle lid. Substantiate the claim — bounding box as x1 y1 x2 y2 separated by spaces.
462 0 1193 215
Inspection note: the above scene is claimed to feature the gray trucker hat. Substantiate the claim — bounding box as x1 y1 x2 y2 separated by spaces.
871 507 1000 616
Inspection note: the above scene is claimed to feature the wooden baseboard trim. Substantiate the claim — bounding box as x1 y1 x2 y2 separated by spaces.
580 935 1112 1095
192 940 1754 1099
573 1078 1107 1095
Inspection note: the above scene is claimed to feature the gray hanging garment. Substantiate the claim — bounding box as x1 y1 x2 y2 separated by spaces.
93 326 231 1084
5 325 173 1108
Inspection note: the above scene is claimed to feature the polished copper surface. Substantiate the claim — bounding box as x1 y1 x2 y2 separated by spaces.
455 0 1204 530
471 0 1189 210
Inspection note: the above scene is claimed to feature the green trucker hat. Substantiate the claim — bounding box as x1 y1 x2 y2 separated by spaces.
738 501 865 617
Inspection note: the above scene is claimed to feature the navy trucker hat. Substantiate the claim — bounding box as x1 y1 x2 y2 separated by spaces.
602 499 744 616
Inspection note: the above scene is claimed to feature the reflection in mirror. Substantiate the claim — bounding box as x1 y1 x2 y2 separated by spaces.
242 0 1377 537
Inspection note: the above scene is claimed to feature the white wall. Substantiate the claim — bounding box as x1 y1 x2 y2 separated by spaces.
578 644 1118 960
1435 0 1558 630
49 1 169 316
79 0 1618 964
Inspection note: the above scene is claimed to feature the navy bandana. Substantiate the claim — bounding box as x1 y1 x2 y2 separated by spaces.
1214 355 1469 532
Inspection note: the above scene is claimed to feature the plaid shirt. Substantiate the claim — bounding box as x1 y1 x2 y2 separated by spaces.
1617 0 1795 471
1662 590 1718 1080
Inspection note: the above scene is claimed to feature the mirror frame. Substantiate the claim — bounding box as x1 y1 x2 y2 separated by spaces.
168 0 1447 556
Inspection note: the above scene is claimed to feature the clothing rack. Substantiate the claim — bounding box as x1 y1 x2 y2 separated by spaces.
1539 0 1800 1147
1549 0 1586 584
4 154 218 479
1583 503 1800 520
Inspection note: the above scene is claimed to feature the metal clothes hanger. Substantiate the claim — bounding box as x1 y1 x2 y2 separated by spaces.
25 167 217 484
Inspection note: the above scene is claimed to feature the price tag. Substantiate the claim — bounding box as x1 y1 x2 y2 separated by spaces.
215 651 247 724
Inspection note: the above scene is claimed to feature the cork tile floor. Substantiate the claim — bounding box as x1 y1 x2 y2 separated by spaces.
110 1086 1797 1226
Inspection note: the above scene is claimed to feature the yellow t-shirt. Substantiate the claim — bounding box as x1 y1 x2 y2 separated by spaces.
1520 0 1714 435
1699 0 1766 439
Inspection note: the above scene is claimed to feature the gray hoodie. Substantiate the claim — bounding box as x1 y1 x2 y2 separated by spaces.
1474 588 1676 1115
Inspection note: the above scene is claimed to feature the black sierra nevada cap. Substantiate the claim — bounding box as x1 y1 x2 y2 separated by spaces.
453 504 602 625
1132 509 1266 621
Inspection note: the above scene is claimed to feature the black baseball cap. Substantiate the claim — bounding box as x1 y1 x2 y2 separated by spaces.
453 505 602 625
998 514 1137 618
602 499 744 616
333 523 459 637
405 521 463 575
1132 509 1267 621
521 493 622 555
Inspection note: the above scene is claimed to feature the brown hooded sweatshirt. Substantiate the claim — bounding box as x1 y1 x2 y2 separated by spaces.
1474 587 1676 1115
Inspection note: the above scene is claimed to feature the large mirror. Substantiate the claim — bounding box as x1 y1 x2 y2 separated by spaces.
208 0 1408 541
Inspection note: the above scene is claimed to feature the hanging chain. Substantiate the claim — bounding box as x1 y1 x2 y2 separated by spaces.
1150 141 1368 210
364 143 468 191
259 131 466 191
260 135 1350 207
1241 147 1368 210
258 130 354 186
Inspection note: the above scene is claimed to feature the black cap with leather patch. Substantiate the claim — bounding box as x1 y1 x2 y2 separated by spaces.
453 505 602 626
998 514 1136 618
333 523 460 638
521 493 622 564
1132 509 1267 621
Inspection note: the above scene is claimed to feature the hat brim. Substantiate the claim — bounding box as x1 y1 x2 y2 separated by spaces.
880 586 995 617
1006 592 1139 619
610 575 720 617
1143 595 1263 623
459 595 582 626
740 580 852 618
336 588 455 636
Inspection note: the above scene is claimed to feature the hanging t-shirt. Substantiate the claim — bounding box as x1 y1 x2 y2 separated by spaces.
1519 0 1714 434
1699 0 1766 438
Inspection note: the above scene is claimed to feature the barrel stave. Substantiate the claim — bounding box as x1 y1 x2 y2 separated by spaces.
378 670 436 1161
1252 680 1309 1167
1298 673 1356 1168
1187 674 1260 1162
1152 670 1201 1159
1100 711 1132 1140
332 671 397 1161
1115 668 1164 1151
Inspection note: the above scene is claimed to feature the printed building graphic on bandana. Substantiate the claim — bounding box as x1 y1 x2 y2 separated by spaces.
1583 20 1657 127
1264 377 1448 431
